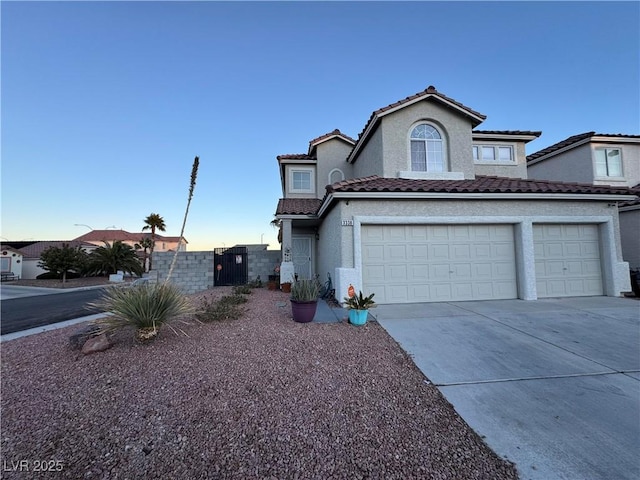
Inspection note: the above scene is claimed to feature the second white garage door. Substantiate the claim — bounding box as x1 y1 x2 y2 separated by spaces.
362 224 518 304
533 224 603 298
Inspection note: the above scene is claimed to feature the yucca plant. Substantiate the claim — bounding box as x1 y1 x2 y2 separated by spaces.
89 282 196 342
290 278 321 302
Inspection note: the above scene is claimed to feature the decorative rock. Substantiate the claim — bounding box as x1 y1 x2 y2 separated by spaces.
69 325 101 350
81 333 112 355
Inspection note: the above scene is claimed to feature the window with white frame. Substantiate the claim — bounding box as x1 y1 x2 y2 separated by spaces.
410 124 445 172
594 148 623 177
289 168 315 193
473 145 514 163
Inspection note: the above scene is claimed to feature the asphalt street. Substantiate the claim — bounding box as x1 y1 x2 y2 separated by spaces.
1 288 106 335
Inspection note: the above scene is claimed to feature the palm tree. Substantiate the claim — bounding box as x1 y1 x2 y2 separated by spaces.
134 237 154 273
142 213 166 271
87 241 143 277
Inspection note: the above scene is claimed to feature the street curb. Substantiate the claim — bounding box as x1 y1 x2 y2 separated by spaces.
1 313 113 342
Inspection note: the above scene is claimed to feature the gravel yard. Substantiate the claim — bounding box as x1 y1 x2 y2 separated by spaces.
1 287 518 479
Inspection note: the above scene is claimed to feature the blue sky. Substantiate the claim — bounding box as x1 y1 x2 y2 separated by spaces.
2 1 638 251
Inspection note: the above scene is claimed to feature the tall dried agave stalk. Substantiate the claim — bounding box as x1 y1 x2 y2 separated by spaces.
166 156 200 283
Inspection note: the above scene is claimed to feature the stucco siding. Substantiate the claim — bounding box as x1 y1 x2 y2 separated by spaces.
316 141 353 193
528 143 594 184
317 204 343 284
380 100 475 179
353 127 384 178
620 209 640 269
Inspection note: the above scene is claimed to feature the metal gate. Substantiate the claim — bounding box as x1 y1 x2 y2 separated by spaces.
213 246 248 286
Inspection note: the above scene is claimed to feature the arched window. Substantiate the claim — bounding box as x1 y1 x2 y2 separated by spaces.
328 168 345 185
410 124 444 172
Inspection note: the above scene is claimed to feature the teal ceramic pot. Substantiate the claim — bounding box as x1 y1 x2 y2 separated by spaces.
349 309 368 326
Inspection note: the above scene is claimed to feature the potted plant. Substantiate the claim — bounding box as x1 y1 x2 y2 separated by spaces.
267 265 280 291
344 290 376 326
290 278 321 323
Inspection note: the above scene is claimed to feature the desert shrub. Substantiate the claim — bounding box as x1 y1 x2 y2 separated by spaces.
196 294 247 322
232 284 252 295
89 282 195 338
248 277 263 288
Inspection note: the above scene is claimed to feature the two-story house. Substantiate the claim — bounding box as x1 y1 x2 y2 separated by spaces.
527 132 640 270
275 86 635 304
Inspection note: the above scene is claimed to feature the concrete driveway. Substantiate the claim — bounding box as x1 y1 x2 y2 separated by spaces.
374 296 640 480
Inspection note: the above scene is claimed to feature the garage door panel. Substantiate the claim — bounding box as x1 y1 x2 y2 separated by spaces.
363 265 385 282
408 244 428 260
363 224 517 303
387 285 409 303
409 265 428 281
451 263 472 278
493 243 515 258
363 245 384 261
533 224 603 298
431 244 450 259
388 264 408 281
387 227 407 242
452 244 472 259
563 242 583 257
431 283 453 301
453 282 474 299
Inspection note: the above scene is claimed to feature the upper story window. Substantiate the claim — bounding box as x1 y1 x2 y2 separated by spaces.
473 145 514 163
288 167 315 194
594 148 623 177
410 124 444 172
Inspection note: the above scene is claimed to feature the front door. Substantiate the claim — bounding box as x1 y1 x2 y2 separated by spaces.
292 236 313 280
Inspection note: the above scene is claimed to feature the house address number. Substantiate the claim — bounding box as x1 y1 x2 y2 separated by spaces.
341 220 354 226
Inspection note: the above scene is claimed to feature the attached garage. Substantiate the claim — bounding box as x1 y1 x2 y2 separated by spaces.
533 224 603 298
362 224 518 304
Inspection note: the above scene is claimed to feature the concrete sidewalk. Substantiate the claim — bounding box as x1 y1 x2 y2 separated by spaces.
374 296 640 480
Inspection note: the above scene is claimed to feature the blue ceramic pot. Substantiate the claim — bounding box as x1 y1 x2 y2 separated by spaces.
349 309 368 326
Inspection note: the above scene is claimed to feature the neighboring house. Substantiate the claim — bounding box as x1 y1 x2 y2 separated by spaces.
0 246 24 280
274 86 636 304
72 229 188 253
527 132 640 269
17 241 97 279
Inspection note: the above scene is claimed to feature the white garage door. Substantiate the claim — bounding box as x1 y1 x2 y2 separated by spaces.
362 224 517 304
534 224 603 298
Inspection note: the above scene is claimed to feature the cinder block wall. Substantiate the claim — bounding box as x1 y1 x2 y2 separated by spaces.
246 244 281 283
152 251 215 294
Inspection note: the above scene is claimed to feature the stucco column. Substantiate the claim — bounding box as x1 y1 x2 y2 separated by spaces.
279 219 295 284
515 221 537 300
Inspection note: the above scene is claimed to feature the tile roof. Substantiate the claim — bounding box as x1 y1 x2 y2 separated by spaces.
373 85 486 122
348 85 487 163
72 229 185 243
276 154 316 161
326 175 634 196
276 198 323 215
309 129 356 147
527 132 640 162
473 130 542 137
17 241 96 259
620 183 640 208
